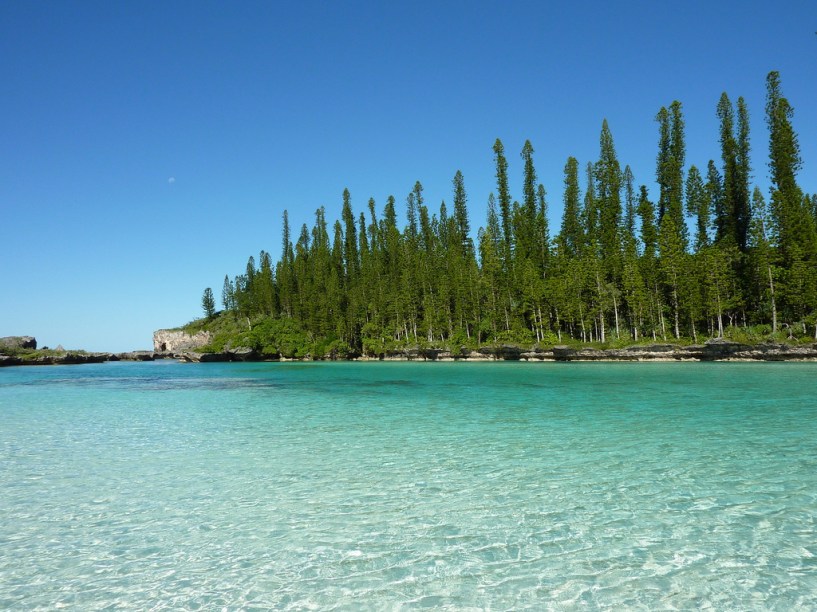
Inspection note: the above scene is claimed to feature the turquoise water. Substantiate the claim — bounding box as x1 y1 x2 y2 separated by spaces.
1 361 816 609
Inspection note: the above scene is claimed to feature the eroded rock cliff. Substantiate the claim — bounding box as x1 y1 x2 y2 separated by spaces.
153 329 211 353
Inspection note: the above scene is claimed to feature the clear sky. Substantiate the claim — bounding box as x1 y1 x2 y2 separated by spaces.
2 1 816 352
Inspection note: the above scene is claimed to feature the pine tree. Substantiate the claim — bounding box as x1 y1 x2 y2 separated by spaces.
765 70 817 322
595 119 623 272
517 140 538 262
493 139 513 267
341 188 359 281
735 97 752 250
656 101 688 338
202 287 216 319
221 274 234 312
452 170 472 255
277 211 295 317
478 194 503 341
685 165 710 252
623 166 636 246
715 93 751 250
716 93 737 246
620 166 645 340
582 162 598 248
656 107 671 223
748 187 778 331
637 186 663 339
706 161 725 240
559 157 583 257
535 183 550 274
257 250 276 315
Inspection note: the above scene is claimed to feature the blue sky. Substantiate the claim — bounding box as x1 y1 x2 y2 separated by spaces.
2 1 816 352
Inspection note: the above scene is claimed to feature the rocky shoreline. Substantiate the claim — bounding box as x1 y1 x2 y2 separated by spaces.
0 350 166 367
3 334 817 366
169 340 817 363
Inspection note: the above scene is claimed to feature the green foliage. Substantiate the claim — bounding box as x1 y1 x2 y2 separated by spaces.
201 287 216 319
237 318 311 358
0 347 89 360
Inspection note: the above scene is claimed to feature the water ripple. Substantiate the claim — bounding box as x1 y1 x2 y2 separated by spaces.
2 361 817 608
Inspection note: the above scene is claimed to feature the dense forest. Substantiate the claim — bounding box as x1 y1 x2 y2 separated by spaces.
191 72 817 358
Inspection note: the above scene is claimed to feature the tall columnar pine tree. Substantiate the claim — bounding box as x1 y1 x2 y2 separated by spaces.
582 162 598 248
748 187 778 332
341 188 359 282
493 138 513 269
620 166 647 340
685 165 710 252
638 186 664 339
765 70 817 324
685 165 714 337
277 211 295 318
655 107 671 223
736 97 752 251
257 250 276 316
517 140 538 264
587 121 624 339
716 94 737 247
202 287 216 319
622 165 637 246
715 93 752 251
452 170 471 255
535 184 550 275
559 156 583 258
449 171 479 339
479 193 503 340
511 142 550 316
595 119 623 276
221 275 235 312
655 102 689 338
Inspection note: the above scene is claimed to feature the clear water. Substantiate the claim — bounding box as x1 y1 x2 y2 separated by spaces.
1 361 816 610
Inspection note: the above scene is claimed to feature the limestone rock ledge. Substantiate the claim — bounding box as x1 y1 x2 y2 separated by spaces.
153 329 212 353
550 341 817 361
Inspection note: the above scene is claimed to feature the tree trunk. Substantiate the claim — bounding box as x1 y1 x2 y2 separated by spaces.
659 304 666 341
768 264 777 334
595 272 605 343
579 303 587 342
612 294 620 339
716 289 724 338
671 273 680 339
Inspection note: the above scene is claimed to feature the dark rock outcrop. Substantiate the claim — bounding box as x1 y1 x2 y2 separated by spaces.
178 347 260 362
21 352 113 366
0 355 22 366
115 351 160 361
0 336 37 350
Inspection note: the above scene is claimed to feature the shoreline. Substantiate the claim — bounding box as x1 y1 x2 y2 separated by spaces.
172 340 817 363
6 341 817 366
0 351 160 367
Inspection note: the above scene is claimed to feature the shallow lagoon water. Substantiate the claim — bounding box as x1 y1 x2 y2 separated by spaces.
1 360 816 609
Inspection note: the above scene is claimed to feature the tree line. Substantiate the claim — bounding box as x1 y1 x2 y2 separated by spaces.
200 72 817 357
